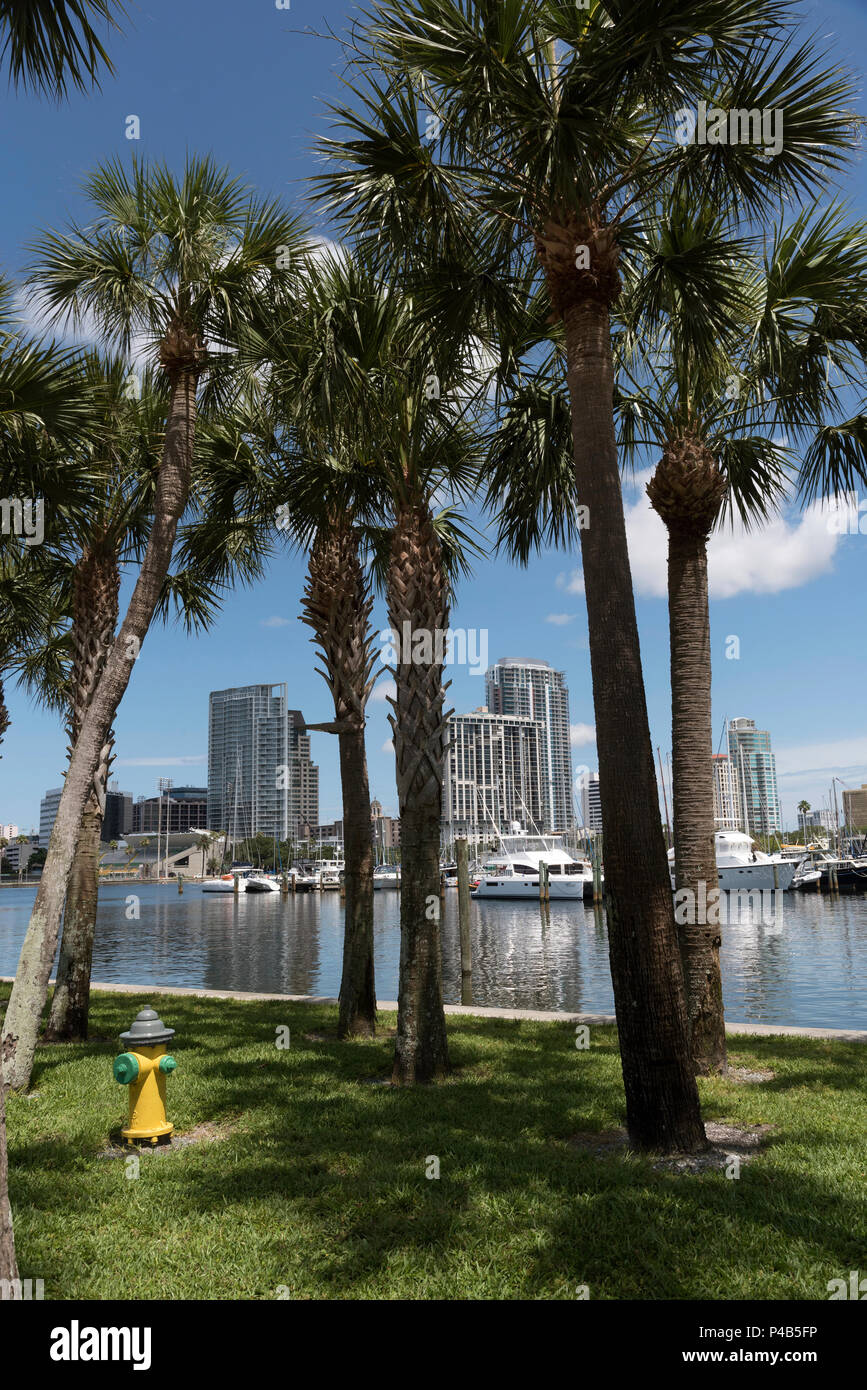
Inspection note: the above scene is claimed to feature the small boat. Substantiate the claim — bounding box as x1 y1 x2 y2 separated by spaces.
244 873 280 894
792 852 867 892
202 873 241 894
373 864 401 890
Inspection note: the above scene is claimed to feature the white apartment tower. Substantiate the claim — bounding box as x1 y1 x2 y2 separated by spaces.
207 685 319 842
485 658 573 832
443 709 545 840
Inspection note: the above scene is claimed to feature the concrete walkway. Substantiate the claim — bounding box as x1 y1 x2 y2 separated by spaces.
5 977 863 1043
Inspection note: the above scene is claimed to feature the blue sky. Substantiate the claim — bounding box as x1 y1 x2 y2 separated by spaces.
1 0 866 836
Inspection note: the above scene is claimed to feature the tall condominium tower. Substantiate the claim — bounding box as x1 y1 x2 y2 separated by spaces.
485 658 573 832
727 717 782 837
207 684 319 841
580 771 602 833
443 709 545 840
711 754 742 831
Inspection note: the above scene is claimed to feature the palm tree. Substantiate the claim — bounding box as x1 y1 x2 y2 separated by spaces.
0 0 126 1295
1 0 125 96
620 201 867 1071
316 0 859 1148
2 156 308 1091
797 801 811 843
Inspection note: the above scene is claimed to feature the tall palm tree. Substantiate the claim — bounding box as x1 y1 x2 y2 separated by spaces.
1 0 125 96
620 201 867 1071
316 0 858 1148
0 0 126 1294
2 156 308 1091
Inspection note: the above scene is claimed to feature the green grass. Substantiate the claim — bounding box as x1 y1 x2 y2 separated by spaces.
3 983 865 1300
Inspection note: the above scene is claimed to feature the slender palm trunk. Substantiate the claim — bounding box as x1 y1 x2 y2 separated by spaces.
541 214 704 1149
647 438 728 1076
388 502 450 1085
46 550 119 1043
666 528 727 1073
301 525 377 1036
0 678 9 756
1 366 197 1092
44 804 102 1042
337 725 376 1036
0 1050 18 1294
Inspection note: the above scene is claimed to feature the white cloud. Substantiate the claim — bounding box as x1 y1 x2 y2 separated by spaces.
545 613 575 626
774 737 867 779
555 569 585 595
381 738 394 753
371 679 397 703
570 723 596 748
624 472 841 599
260 616 290 628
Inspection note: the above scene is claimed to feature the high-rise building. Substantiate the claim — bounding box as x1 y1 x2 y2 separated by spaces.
798 807 835 836
133 786 207 835
727 718 782 837
40 788 63 847
207 685 318 841
580 771 603 833
102 783 134 841
0 823 19 841
711 754 742 830
443 708 545 840
842 784 867 830
485 658 573 831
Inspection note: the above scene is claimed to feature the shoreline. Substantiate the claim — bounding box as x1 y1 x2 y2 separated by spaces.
4 976 865 1043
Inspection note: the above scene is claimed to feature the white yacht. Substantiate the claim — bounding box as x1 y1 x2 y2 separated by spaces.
244 873 281 894
668 831 797 893
373 864 401 890
471 834 595 901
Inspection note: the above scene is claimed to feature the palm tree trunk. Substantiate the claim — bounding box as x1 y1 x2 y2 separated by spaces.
388 502 450 1085
337 725 376 1036
0 678 9 756
0 1050 19 1295
45 549 119 1043
44 802 102 1042
1 366 197 1092
667 527 727 1074
560 293 705 1150
301 524 378 1037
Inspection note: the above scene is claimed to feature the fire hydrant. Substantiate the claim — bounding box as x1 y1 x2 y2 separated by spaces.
113 1007 177 1144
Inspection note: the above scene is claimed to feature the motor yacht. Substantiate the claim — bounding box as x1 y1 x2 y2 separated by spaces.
471 834 594 901
373 864 401 890
668 831 797 893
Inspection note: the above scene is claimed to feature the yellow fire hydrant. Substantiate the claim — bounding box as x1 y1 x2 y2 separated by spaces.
113 1007 177 1144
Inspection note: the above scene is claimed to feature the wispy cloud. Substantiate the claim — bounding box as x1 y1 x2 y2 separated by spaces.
570 723 596 748
545 613 575 626
260 616 291 628
371 679 397 703
555 569 585 595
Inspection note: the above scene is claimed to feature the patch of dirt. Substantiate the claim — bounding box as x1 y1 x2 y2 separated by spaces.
727 1066 775 1084
568 1122 775 1173
96 1118 236 1159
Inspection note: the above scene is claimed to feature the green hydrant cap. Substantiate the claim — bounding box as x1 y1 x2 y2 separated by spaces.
159 1055 177 1074
113 1053 139 1085
119 1006 176 1047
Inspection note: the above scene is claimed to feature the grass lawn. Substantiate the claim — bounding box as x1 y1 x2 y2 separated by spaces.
3 983 865 1300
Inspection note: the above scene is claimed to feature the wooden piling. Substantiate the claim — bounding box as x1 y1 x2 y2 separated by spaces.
456 839 472 997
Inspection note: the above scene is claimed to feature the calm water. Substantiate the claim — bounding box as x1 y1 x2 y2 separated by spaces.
0 882 865 1030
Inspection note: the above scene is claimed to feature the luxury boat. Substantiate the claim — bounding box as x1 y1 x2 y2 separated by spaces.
244 873 281 894
471 834 595 901
668 831 797 893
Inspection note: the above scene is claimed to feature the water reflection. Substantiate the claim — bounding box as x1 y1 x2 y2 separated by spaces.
0 883 864 1030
